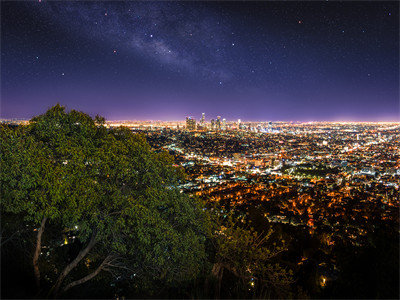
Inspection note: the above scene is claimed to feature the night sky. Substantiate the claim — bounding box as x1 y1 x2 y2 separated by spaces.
1 1 399 121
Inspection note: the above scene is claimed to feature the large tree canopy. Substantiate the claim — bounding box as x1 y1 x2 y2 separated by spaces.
1 105 209 297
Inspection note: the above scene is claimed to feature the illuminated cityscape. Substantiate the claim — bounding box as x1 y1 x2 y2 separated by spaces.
1 0 399 299
106 117 400 244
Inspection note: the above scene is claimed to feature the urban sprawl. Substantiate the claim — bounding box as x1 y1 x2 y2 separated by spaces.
2 115 399 286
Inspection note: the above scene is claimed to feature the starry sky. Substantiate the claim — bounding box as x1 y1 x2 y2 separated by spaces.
1 1 399 121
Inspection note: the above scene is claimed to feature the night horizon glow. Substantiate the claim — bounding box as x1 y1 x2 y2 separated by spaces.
1 1 399 121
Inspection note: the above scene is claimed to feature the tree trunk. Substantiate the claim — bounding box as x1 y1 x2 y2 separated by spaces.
33 217 47 290
62 255 111 293
212 263 224 299
50 230 97 298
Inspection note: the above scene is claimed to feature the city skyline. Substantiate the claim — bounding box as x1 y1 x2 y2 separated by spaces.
2 110 400 123
1 1 399 121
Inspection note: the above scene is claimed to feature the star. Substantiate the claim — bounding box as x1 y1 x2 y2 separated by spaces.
2 0 397 122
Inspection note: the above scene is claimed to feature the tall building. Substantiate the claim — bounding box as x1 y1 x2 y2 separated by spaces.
211 119 215 130
238 119 244 130
268 121 272 132
222 118 226 130
186 117 196 131
216 116 221 131
200 113 205 125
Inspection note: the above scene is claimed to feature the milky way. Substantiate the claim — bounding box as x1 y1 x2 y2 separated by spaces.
1 1 398 121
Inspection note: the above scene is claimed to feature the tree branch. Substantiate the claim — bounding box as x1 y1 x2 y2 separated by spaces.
33 216 47 290
1 230 20 246
62 255 112 293
50 229 97 297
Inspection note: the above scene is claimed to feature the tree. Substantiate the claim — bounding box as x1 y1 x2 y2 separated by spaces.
211 215 293 298
1 105 209 297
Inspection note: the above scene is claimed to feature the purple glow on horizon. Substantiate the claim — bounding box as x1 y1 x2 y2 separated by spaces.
1 1 399 121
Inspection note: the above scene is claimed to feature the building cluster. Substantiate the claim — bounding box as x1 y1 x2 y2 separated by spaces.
185 113 275 132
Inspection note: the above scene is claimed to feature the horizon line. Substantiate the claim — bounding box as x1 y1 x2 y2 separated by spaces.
1 117 400 124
